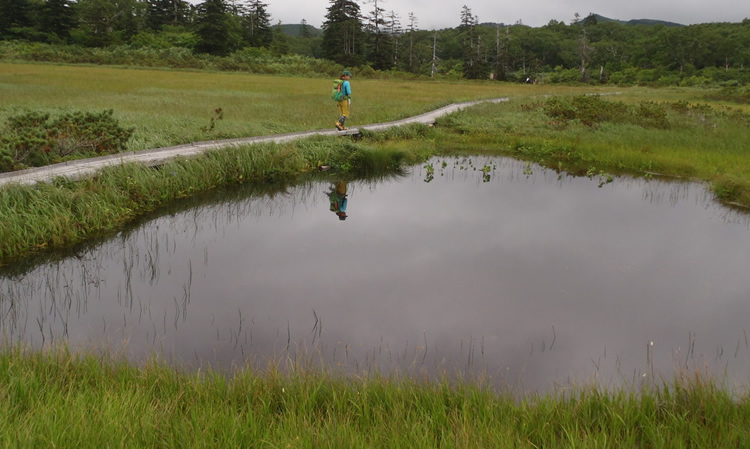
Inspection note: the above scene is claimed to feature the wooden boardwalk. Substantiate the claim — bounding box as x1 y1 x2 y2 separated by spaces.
0 98 508 187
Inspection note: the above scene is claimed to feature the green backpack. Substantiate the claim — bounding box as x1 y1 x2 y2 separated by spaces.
331 79 345 101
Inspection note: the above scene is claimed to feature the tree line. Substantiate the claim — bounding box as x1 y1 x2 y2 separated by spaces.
1 0 749 85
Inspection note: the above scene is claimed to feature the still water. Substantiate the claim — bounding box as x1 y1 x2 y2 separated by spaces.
2 156 750 393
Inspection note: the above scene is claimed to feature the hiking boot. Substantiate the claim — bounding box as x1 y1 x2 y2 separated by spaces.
335 122 343 130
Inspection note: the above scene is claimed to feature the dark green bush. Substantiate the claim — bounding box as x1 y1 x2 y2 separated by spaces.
704 86 750 104
543 96 674 129
633 102 670 129
543 95 629 127
0 109 134 172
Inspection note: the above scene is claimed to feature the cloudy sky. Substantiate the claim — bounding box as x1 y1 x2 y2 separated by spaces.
261 0 749 30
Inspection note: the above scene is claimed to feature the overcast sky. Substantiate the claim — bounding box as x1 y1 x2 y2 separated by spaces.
259 0 749 30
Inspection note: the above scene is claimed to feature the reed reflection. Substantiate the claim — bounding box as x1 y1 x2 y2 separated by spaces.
1 157 749 393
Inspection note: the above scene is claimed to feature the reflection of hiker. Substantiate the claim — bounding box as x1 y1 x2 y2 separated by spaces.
328 181 348 220
335 70 352 131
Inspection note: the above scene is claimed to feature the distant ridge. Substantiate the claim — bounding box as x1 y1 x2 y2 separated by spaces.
286 15 688 34
278 23 322 37
591 14 684 27
478 14 685 28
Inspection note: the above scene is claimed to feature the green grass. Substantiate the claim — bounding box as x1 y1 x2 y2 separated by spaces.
3 63 750 447
0 62 619 150
1 346 749 448
0 134 424 263
426 94 750 206
2 62 749 261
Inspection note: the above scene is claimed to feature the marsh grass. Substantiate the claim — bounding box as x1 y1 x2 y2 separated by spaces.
2 63 750 262
3 61 750 447
0 136 421 264
0 62 619 151
1 346 749 448
430 94 750 206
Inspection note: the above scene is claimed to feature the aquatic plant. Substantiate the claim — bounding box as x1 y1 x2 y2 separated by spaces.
423 163 435 183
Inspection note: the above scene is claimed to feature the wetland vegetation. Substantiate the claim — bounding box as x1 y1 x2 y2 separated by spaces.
2 63 749 262
2 61 750 446
2 347 750 448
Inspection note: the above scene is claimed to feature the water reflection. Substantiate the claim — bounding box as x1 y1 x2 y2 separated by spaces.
1 157 749 393
327 181 349 221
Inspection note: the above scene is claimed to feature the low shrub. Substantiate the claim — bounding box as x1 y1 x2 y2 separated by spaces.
542 95 677 129
634 101 670 129
543 95 629 127
0 109 134 172
703 86 750 104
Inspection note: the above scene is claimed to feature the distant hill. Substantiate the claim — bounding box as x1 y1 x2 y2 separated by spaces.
591 14 684 27
278 24 322 38
480 14 684 29
478 22 508 28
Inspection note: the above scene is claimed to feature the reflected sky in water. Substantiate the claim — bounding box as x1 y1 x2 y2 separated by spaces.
2 156 750 393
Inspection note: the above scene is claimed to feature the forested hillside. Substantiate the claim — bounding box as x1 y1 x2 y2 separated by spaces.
1 0 748 85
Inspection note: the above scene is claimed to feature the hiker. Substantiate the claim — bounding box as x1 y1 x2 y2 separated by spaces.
328 180 348 220
335 70 352 131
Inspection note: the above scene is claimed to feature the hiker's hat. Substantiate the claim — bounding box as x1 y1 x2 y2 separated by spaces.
342 70 352 77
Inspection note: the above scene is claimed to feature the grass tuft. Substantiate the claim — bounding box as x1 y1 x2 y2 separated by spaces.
2 346 750 448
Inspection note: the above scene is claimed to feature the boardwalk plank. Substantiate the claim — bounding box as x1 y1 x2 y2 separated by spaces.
0 98 508 187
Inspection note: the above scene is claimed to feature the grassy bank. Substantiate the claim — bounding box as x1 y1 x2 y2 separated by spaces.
2 347 749 448
422 92 750 207
0 132 424 264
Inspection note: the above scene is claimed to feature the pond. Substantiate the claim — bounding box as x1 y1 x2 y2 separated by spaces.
2 156 750 394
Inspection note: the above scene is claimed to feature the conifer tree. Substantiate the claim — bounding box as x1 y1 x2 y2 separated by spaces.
364 0 392 70
459 5 489 79
406 12 418 72
147 0 191 30
41 0 77 40
270 21 289 55
0 0 34 40
322 0 365 66
195 0 231 55
300 19 312 38
243 0 272 48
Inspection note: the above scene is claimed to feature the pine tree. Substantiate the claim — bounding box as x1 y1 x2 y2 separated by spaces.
364 0 392 70
322 0 365 66
72 0 119 47
492 25 511 81
406 12 418 72
459 5 488 79
386 10 401 67
300 19 311 39
195 0 231 55
147 0 191 31
270 21 289 55
242 0 272 48
41 0 77 40
0 0 34 39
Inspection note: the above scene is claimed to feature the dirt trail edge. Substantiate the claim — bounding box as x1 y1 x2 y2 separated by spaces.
0 98 509 187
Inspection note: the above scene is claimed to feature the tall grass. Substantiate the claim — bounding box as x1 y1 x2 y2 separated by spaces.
0 136 421 264
1 346 749 448
429 94 750 206
0 62 619 151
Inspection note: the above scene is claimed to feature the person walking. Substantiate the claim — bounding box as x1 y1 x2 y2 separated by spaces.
335 70 352 131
